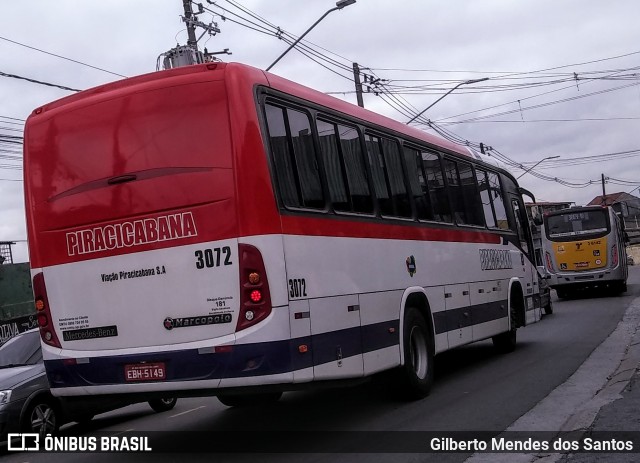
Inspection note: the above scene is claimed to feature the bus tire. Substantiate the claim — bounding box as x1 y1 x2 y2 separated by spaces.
492 294 518 353
396 307 434 400
611 281 627 295
492 327 516 353
217 392 282 407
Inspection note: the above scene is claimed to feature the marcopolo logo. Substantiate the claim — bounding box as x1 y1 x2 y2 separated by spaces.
163 314 233 330
66 212 198 257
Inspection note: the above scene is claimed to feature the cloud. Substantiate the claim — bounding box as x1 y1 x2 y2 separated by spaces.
2 0 640 262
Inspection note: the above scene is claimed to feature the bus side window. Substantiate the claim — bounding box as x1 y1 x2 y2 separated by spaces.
337 123 373 214
403 146 434 220
380 137 412 218
487 172 509 230
365 134 392 216
458 162 485 226
422 151 452 223
443 159 468 225
316 119 373 214
317 119 349 211
476 169 497 228
264 104 324 209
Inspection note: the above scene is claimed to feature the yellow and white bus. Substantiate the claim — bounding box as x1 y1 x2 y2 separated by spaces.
541 205 628 298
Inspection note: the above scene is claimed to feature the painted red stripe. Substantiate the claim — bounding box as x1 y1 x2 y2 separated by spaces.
280 215 503 244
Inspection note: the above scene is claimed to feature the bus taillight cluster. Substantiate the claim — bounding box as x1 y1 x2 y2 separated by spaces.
33 272 62 348
237 244 272 331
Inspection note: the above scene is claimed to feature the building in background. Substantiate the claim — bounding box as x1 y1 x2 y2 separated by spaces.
0 262 35 343
0 241 15 265
586 192 640 233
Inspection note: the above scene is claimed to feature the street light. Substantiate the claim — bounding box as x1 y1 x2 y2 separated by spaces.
516 155 560 179
406 77 489 125
266 0 356 72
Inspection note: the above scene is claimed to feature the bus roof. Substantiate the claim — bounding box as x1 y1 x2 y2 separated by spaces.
30 61 473 160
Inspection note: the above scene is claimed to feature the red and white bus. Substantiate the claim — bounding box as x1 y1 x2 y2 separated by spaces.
24 62 542 406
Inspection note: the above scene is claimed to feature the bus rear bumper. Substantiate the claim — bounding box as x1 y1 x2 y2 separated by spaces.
549 268 621 288
45 337 312 396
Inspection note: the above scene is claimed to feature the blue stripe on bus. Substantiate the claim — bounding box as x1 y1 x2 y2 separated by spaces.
45 320 398 388
45 302 507 388
432 300 507 334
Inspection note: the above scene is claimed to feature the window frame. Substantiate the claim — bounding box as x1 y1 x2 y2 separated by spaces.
256 87 521 236
262 98 329 213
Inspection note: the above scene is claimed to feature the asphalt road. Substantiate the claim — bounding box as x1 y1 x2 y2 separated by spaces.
6 266 639 462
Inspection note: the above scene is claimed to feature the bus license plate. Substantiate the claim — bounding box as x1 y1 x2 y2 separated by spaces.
124 362 166 381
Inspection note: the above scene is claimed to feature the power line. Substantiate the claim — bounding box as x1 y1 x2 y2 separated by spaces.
435 66 638 123
0 115 25 122
443 116 640 125
0 70 81 92
368 48 640 77
0 35 127 78
438 81 640 125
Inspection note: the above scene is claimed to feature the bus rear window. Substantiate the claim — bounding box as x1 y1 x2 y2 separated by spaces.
546 210 609 238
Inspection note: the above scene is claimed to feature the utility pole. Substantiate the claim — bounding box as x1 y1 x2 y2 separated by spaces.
601 174 607 203
183 0 199 52
353 63 364 108
160 2 221 70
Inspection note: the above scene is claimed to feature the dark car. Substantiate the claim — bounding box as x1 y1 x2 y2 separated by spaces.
0 329 177 441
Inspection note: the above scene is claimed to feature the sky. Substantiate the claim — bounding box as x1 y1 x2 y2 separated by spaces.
2 0 640 263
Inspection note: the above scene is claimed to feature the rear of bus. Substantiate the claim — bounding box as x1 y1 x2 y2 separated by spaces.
541 206 627 295
23 63 285 398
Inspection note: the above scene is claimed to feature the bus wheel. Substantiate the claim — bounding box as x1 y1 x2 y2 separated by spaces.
612 281 627 295
492 299 518 353
493 327 516 353
396 307 434 400
217 392 282 407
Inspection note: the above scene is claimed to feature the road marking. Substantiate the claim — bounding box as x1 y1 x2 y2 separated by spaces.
170 405 206 418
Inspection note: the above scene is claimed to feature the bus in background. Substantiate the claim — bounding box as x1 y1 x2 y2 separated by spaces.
24 62 542 407
541 205 628 298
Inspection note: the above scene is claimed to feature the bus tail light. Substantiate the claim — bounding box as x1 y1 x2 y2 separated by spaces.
545 252 555 273
237 244 272 332
612 244 619 267
32 272 62 348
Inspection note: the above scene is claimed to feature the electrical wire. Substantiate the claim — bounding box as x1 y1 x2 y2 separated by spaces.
0 35 126 78
0 70 80 92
